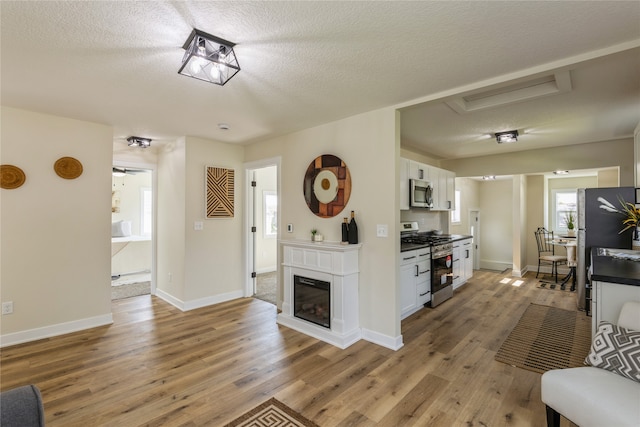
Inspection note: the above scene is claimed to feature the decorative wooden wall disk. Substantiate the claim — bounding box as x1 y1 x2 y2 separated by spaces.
1 164 26 189
303 154 351 218
54 157 83 179
206 166 234 218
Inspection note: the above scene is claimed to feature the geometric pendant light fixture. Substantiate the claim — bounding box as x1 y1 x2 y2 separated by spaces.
178 29 240 86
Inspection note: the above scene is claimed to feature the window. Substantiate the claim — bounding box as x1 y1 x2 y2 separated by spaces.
451 190 461 223
552 189 577 232
263 191 277 238
140 187 152 236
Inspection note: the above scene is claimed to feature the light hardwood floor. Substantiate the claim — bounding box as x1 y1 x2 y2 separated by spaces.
1 270 582 426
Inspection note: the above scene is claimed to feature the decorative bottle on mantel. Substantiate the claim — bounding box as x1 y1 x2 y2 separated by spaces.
348 210 358 244
341 218 349 245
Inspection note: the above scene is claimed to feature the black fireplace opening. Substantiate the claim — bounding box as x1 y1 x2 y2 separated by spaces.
294 275 330 328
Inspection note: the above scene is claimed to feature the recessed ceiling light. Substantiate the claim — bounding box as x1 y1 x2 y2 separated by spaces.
126 136 151 148
495 130 519 144
554 170 570 175
218 123 230 130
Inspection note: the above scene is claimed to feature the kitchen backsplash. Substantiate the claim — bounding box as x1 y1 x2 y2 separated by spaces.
400 209 448 233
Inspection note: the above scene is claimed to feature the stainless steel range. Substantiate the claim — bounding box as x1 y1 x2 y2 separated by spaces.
401 222 454 307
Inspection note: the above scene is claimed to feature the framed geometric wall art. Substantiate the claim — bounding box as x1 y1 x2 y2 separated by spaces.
303 154 351 218
206 166 234 218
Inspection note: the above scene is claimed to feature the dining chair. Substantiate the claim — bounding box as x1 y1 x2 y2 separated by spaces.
534 227 567 282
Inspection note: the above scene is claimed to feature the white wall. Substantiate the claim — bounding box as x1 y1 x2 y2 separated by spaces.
0 107 113 344
245 107 402 348
156 136 245 308
479 180 513 271
156 138 187 301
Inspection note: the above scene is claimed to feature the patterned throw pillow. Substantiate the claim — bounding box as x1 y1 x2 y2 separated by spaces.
585 321 640 382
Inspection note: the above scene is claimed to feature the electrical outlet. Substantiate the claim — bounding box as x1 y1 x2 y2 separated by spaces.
194 221 203 230
376 224 388 237
287 224 293 233
2 301 13 315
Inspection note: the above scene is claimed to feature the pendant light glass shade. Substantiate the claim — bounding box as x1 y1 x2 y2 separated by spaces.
178 29 240 86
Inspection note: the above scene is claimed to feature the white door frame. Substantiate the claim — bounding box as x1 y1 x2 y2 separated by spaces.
112 160 157 296
243 157 281 299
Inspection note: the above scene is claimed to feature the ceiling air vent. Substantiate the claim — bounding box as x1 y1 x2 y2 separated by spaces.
445 70 572 114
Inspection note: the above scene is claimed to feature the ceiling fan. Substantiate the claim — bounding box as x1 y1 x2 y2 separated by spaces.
112 167 147 176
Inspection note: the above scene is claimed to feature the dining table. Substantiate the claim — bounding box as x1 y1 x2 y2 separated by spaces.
549 237 577 291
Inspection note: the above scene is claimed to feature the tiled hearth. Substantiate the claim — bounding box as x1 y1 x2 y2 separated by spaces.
278 240 362 349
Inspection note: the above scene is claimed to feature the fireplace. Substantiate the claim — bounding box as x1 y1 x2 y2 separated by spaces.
278 240 361 349
294 275 330 328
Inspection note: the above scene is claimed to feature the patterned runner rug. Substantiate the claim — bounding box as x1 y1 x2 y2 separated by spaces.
225 398 319 427
495 303 592 374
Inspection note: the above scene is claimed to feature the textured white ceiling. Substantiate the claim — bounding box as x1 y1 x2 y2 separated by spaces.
1 1 639 158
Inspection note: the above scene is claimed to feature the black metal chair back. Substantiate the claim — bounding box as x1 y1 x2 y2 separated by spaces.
535 227 556 255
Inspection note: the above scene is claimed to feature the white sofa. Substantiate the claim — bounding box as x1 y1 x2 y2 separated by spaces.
541 301 640 427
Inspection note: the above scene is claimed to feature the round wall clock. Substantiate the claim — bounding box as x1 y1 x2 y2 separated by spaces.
303 154 351 218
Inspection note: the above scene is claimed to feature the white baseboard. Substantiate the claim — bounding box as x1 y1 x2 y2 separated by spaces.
480 260 512 272
361 328 404 351
0 313 113 348
155 288 244 312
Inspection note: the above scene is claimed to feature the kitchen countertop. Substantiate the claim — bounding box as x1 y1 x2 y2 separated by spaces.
400 234 472 252
590 247 640 286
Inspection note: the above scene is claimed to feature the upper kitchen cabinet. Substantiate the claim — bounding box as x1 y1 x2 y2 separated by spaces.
430 166 455 211
399 157 455 211
408 160 429 181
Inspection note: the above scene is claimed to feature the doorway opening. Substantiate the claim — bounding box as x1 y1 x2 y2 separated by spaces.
245 159 280 306
111 164 155 300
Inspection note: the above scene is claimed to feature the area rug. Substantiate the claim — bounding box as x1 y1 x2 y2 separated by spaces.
111 281 150 300
255 271 277 305
495 303 591 374
537 282 574 292
225 398 318 427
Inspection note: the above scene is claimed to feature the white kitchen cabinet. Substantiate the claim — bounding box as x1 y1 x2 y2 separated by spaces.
452 241 462 288
462 239 473 283
400 251 418 316
400 158 409 210
591 280 640 336
409 160 428 181
400 247 431 319
444 169 456 211
453 238 473 289
424 165 455 211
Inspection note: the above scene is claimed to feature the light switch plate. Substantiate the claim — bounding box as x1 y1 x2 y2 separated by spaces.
287 224 293 233
376 224 388 237
194 221 203 230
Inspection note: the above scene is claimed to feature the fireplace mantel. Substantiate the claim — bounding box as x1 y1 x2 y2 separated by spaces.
278 240 362 349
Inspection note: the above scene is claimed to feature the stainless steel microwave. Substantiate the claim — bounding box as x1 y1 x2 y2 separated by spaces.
410 179 433 208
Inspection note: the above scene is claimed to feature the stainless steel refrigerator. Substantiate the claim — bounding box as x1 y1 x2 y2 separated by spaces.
576 186 635 310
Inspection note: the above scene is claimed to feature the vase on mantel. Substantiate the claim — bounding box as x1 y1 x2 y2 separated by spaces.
633 226 640 251
567 229 575 237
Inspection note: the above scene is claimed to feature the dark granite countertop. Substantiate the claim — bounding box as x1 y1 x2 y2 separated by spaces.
590 247 640 286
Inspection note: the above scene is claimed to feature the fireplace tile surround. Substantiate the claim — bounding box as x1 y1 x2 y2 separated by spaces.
278 240 362 349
